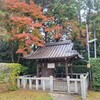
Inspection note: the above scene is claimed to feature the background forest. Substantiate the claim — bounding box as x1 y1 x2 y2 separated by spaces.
0 0 100 74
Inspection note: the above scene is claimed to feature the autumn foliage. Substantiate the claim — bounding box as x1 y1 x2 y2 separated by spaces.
2 0 87 56
3 0 55 55
63 21 86 46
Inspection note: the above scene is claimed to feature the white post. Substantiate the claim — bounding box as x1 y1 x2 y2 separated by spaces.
29 79 32 89
86 24 90 64
81 75 84 100
17 79 20 88
50 76 53 92
81 75 86 100
21 76 25 87
42 79 45 91
23 78 26 89
75 80 78 93
67 76 70 94
83 78 86 100
36 79 39 90
85 75 87 92
87 74 89 89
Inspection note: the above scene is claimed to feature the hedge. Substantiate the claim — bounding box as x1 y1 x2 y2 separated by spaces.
91 58 100 91
0 63 27 91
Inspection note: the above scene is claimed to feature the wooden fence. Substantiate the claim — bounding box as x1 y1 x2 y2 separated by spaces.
17 73 89 100
68 73 87 78
67 72 89 100
17 76 53 92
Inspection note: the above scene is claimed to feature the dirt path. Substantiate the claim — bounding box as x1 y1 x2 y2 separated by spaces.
49 93 79 100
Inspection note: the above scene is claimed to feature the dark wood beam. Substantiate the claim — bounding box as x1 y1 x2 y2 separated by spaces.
38 59 67 63
70 65 73 78
36 64 39 77
65 61 68 77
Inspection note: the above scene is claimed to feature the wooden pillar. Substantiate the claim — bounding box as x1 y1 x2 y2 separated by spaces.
37 64 39 77
70 65 73 78
41 63 47 77
65 61 68 77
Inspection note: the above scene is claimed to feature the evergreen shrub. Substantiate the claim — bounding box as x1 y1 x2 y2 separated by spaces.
91 58 100 91
0 63 27 91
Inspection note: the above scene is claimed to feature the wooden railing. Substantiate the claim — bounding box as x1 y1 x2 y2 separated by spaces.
67 72 89 100
17 76 53 92
68 73 87 79
54 73 87 78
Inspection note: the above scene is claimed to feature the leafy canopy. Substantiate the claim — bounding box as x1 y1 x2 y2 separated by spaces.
3 0 54 55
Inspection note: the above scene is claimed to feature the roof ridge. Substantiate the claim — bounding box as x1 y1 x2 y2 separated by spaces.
45 40 72 46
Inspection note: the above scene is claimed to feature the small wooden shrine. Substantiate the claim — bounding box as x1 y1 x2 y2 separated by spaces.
24 40 82 77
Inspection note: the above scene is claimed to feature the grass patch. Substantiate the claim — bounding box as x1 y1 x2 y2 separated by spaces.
87 90 100 100
0 90 53 100
77 90 100 100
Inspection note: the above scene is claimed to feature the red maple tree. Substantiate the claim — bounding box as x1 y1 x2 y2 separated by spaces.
3 0 55 55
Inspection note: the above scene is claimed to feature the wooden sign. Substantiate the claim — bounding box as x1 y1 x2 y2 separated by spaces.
47 63 55 68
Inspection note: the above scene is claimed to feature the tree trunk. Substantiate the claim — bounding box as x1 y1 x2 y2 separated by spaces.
11 50 14 63
17 54 21 63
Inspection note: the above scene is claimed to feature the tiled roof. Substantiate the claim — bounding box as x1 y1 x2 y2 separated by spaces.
24 40 82 60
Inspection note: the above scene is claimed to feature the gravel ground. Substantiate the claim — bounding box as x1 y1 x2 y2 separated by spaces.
49 93 79 100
